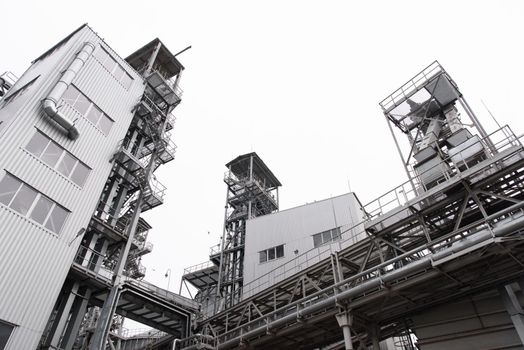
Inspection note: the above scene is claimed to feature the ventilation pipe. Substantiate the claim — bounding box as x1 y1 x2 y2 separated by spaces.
42 42 95 140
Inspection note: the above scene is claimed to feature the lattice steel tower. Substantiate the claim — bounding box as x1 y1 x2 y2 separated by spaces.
215 152 281 309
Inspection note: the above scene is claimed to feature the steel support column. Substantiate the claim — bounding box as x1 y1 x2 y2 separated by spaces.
335 309 354 350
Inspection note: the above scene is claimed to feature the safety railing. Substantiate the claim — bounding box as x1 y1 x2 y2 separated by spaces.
113 138 149 168
363 126 523 220
379 61 443 113
183 261 216 276
118 327 167 339
224 171 278 208
73 245 114 282
241 126 524 299
209 244 221 257
144 174 167 202
178 334 216 349
212 203 524 346
92 203 131 236
124 278 199 311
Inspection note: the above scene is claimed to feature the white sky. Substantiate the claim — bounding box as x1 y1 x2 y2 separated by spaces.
3 0 524 329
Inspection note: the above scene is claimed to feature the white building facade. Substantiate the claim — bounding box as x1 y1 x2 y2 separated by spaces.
0 25 150 350
242 192 366 298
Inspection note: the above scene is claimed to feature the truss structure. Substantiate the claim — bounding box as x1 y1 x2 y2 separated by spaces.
179 63 524 349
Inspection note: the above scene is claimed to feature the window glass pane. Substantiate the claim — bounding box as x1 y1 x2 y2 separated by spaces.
313 233 322 248
26 132 49 157
121 73 133 89
41 142 63 167
0 174 21 206
276 245 284 258
332 228 341 239
10 184 37 215
57 152 77 177
73 93 90 115
98 115 113 136
267 248 275 260
322 230 332 243
259 251 267 263
113 66 125 80
93 47 108 63
102 56 117 73
85 105 102 124
62 86 79 106
30 195 53 224
0 320 14 350
70 162 90 186
45 205 68 233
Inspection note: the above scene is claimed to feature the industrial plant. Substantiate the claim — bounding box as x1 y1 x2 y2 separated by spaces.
0 24 523 350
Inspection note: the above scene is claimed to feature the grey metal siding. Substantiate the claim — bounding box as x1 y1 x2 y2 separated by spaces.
0 26 145 350
242 193 366 299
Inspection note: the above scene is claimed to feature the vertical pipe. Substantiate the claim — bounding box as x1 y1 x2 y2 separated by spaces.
216 175 231 312
341 326 353 350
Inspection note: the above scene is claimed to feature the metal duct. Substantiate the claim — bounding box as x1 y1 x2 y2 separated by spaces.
42 42 95 140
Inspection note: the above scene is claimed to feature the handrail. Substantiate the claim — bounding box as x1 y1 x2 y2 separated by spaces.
363 125 522 219
240 127 524 299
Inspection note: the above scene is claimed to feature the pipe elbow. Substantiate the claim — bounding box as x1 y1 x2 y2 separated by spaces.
42 98 80 140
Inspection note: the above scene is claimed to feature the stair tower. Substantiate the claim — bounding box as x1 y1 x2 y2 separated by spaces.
216 152 281 310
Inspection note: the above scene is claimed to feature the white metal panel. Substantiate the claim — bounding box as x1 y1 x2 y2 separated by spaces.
243 193 365 298
0 25 145 350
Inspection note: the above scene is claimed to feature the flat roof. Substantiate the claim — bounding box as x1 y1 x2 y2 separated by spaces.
126 38 184 78
226 152 282 188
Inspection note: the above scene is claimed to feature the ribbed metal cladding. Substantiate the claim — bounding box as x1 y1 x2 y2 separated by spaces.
242 193 364 298
0 25 145 350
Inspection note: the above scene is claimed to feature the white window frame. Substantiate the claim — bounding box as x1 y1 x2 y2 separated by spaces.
0 172 69 234
61 85 114 136
259 244 285 263
93 46 133 89
26 130 91 187
313 227 341 248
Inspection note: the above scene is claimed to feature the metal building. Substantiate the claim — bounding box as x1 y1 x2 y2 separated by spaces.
0 24 196 350
178 62 524 350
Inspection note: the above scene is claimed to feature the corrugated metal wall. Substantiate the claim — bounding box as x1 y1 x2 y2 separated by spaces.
243 193 366 298
0 26 145 350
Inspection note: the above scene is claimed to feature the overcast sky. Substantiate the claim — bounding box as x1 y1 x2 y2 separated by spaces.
3 0 524 329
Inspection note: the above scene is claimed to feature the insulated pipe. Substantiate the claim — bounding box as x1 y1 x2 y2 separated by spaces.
216 214 524 349
43 42 95 140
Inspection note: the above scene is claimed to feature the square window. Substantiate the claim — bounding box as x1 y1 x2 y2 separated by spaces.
0 174 21 206
121 73 133 89
113 66 125 81
322 230 331 244
313 233 322 248
267 248 275 260
41 142 63 168
85 105 102 125
26 132 49 157
276 245 284 258
93 47 108 63
30 195 53 224
57 152 77 177
259 251 267 263
45 205 68 233
73 93 90 115
62 86 80 106
98 115 113 136
0 320 14 350
70 162 90 187
10 184 37 215
102 57 117 73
